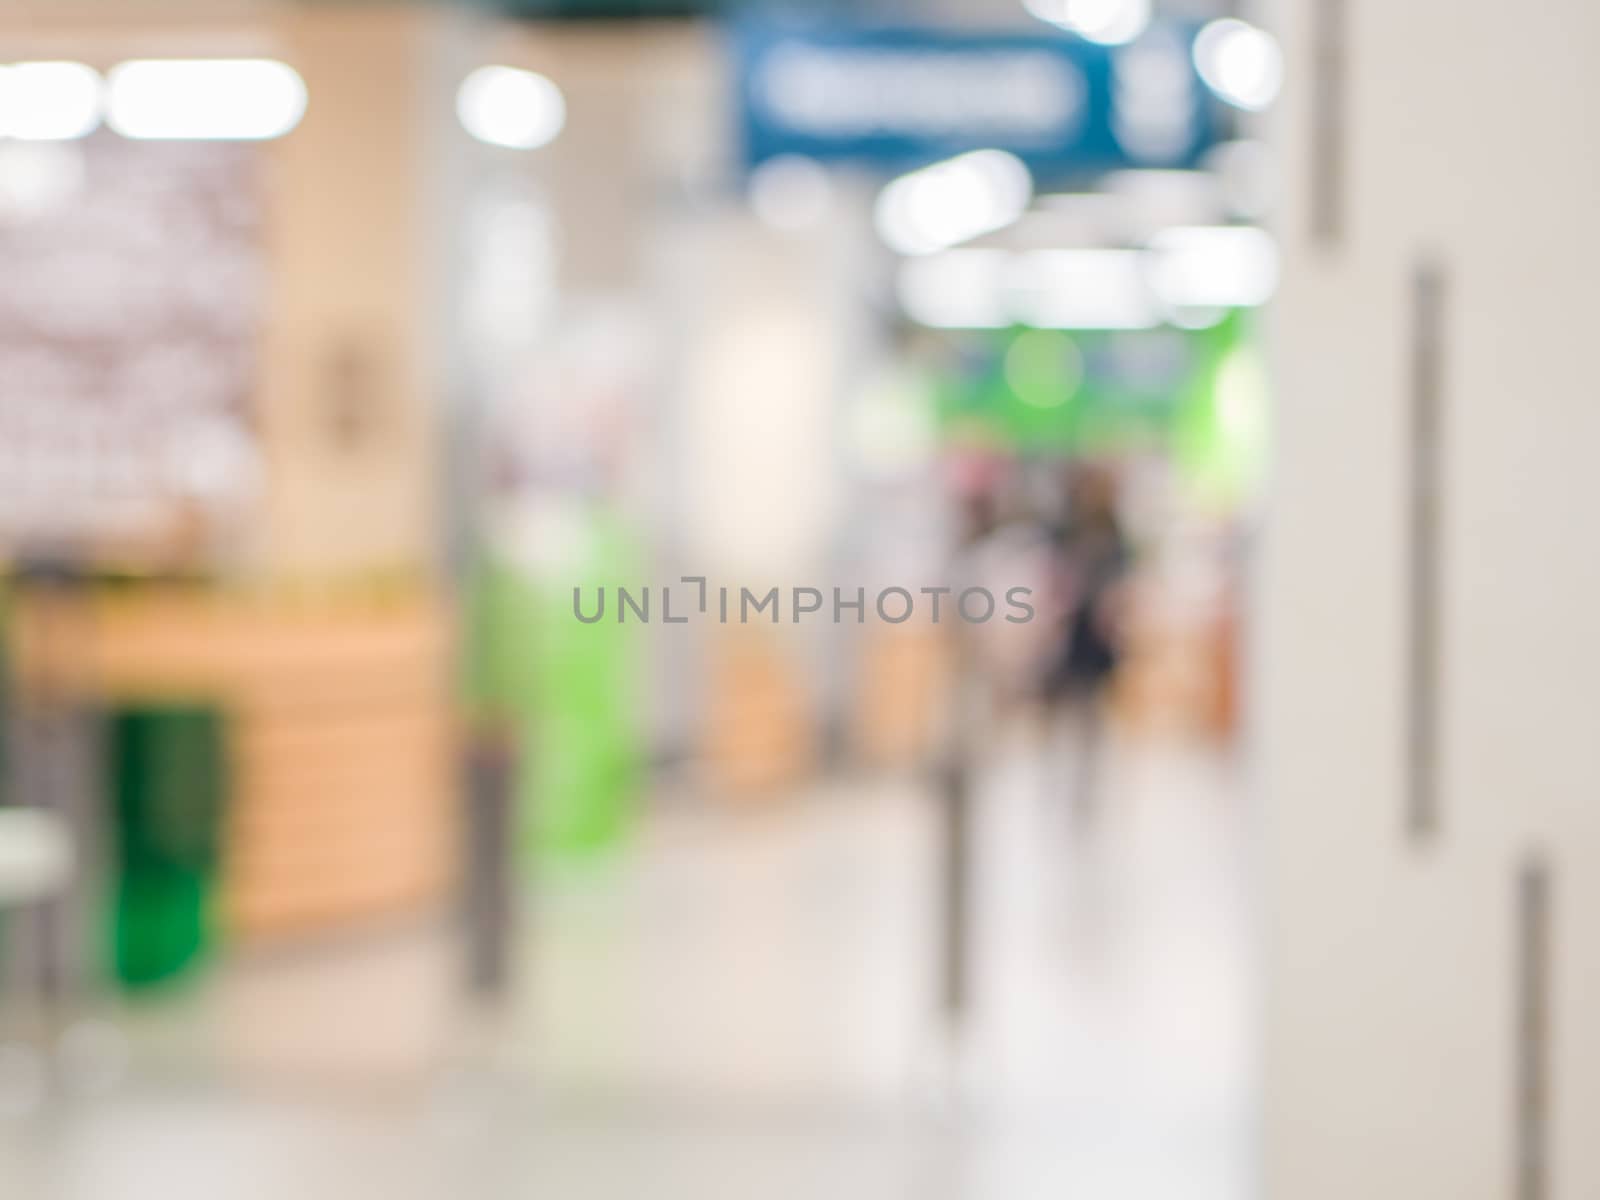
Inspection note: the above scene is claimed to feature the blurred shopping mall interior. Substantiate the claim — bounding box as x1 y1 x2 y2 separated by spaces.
0 0 1596 1197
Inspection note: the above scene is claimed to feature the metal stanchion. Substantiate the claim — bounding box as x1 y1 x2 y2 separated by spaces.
935 614 982 1039
462 726 518 1002
937 749 971 1028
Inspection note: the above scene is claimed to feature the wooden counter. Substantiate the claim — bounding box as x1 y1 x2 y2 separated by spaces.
11 589 458 941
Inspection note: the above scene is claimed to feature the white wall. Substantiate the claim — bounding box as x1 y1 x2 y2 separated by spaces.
1262 1 1600 1196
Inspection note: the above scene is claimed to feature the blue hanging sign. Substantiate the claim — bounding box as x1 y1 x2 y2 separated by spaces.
732 21 1216 182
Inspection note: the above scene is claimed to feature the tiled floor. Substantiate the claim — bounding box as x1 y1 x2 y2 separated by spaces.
0 732 1254 1199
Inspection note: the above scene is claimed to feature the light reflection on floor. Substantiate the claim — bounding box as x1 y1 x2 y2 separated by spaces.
0 735 1253 1200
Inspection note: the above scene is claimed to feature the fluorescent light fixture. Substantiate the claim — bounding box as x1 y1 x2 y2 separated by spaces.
0 61 102 140
1024 0 1151 46
1145 224 1279 308
875 149 1033 256
897 247 1163 330
900 230 1276 331
896 249 1011 328
457 65 565 150
1192 19 1283 112
107 59 306 140
1010 248 1163 329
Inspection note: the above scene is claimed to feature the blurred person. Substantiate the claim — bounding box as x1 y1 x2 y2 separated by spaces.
1041 464 1130 821
942 461 1057 708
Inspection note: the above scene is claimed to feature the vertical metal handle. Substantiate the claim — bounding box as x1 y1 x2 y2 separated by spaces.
1515 855 1552 1200
1407 259 1445 840
1309 0 1348 247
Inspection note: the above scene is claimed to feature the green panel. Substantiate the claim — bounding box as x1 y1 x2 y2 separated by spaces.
935 324 1206 455
107 706 226 989
1170 312 1269 508
466 506 644 858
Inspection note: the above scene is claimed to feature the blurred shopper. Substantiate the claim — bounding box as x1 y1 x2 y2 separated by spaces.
1042 465 1130 820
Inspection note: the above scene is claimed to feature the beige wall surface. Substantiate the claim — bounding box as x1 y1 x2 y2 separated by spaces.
257 5 456 580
